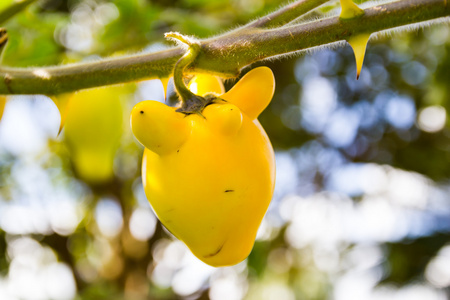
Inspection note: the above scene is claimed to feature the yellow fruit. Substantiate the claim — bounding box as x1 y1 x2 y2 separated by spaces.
131 67 275 267
188 73 225 96
64 87 123 183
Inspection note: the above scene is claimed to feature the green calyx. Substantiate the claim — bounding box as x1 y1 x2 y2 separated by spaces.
175 94 218 117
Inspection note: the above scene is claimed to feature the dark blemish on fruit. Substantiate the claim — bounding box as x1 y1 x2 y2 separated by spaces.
204 243 224 258
224 190 234 193
177 149 180 153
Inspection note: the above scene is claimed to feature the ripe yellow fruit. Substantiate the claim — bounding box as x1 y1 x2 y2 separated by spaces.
131 67 275 267
64 87 123 183
188 73 225 96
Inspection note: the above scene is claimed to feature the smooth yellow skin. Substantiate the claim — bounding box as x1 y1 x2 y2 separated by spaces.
188 73 225 96
64 87 123 183
131 67 275 267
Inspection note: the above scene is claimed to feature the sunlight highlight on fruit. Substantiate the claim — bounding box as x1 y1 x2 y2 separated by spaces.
188 73 224 96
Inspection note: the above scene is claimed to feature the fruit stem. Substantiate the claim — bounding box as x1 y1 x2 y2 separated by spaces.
165 32 212 115
173 45 200 102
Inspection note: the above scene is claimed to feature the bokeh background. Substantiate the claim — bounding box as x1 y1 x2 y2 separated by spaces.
1 0 450 299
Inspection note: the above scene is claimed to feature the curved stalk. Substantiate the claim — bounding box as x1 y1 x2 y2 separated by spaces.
164 32 212 115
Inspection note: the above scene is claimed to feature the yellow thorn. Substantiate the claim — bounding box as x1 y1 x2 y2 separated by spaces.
50 93 73 136
347 33 371 80
0 96 6 123
340 0 364 19
160 77 170 100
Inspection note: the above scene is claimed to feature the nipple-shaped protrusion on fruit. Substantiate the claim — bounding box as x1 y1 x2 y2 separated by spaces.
203 103 243 136
221 67 275 120
160 77 170 100
0 96 6 123
188 74 225 97
348 33 371 80
50 93 73 136
340 0 364 19
131 101 190 155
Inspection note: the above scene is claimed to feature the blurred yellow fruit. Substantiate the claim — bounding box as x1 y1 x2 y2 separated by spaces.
64 87 124 183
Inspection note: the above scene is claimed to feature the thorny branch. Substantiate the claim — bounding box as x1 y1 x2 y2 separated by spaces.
0 0 448 95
